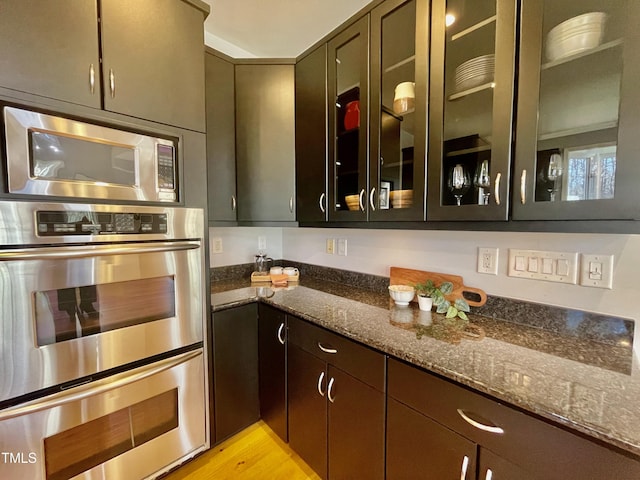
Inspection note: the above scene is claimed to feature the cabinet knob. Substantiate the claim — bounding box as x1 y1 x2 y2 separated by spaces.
319 192 326 213
317 371 326 397
89 64 95 94
520 169 527 204
327 377 336 403
276 323 285 345
457 408 505 434
358 188 365 212
494 172 502 206
369 187 376 211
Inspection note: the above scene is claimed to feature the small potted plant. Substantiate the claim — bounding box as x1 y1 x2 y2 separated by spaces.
414 279 470 320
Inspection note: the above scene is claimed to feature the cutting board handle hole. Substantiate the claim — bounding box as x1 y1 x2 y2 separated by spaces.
463 291 482 303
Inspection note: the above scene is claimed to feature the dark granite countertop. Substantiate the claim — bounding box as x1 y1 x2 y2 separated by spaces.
211 277 640 458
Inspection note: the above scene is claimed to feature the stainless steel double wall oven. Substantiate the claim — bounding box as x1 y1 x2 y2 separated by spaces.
0 100 208 480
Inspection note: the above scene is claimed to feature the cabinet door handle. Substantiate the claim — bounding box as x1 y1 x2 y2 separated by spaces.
317 371 326 397
89 64 95 94
520 169 527 204
369 187 376 211
327 377 336 403
317 342 337 354
276 323 285 345
109 68 116 98
457 409 505 434
460 455 469 480
319 192 326 213
494 173 501 206
358 188 365 212
289 196 294 213
231 195 237 211
485 469 493 480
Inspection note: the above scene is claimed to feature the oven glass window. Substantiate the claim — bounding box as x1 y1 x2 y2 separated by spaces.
29 130 137 186
44 389 178 480
34 276 175 346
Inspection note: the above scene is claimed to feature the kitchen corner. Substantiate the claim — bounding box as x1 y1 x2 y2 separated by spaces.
212 262 640 459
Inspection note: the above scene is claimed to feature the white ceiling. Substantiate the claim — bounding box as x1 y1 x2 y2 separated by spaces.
201 0 374 58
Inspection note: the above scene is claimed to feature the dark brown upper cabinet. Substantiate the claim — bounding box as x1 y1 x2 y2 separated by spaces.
427 0 517 221
327 17 370 222
0 0 208 132
369 0 429 221
513 0 640 221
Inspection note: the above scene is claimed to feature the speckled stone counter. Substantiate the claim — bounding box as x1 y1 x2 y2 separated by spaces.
211 278 640 458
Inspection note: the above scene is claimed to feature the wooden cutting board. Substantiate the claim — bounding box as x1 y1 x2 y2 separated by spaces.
389 266 487 307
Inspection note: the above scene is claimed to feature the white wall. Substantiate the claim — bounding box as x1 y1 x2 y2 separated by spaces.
211 226 640 355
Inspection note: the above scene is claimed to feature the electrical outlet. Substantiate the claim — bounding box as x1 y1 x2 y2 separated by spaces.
477 247 499 275
326 238 336 254
212 237 223 254
337 238 348 256
580 254 614 289
258 236 267 251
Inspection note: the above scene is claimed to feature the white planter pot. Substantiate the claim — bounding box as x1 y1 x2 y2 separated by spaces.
417 295 433 311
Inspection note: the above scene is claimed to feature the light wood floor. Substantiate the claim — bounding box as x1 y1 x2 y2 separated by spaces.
163 421 321 480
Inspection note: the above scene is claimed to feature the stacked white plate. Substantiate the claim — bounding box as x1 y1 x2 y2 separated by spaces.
454 54 495 92
546 12 607 62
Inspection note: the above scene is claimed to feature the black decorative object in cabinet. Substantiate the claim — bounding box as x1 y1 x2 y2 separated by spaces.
513 0 640 221
427 0 517 221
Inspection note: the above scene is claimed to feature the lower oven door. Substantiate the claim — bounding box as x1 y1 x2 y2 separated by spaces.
0 348 206 480
0 240 204 404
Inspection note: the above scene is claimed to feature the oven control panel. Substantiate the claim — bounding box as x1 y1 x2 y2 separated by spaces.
36 211 168 236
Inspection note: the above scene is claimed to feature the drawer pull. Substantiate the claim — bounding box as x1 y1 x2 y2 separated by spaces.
319 192 326 213
485 469 493 480
358 188 365 212
317 342 337 354
460 455 469 480
494 172 501 206
277 323 285 345
327 377 335 403
369 187 376 211
317 371 325 396
457 409 505 434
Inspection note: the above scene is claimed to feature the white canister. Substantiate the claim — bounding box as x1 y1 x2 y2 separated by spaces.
393 81 415 114
269 266 283 275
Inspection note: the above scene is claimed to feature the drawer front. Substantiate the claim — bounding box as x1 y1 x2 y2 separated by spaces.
388 358 640 480
288 316 385 391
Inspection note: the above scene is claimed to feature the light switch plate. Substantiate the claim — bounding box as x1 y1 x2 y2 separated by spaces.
508 249 578 284
337 238 348 256
580 254 614 289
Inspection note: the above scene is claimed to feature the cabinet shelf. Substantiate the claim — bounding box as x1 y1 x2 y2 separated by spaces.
448 81 495 101
451 15 496 42
446 144 491 157
537 121 618 141
541 39 623 70
384 55 416 74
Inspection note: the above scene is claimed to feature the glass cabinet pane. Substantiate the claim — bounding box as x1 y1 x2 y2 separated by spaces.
370 0 427 221
514 0 640 221
328 17 369 220
427 0 516 221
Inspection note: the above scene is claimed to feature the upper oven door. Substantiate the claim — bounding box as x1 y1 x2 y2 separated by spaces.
0 239 203 404
3 105 178 203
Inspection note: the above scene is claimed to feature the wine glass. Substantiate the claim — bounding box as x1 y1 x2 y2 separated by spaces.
447 164 471 206
474 159 491 205
547 153 563 202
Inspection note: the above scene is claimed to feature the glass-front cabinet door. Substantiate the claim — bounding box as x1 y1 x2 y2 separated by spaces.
513 0 640 221
427 0 517 221
369 0 428 221
328 17 369 221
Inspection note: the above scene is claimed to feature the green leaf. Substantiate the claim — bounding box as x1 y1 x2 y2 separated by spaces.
439 282 454 295
446 305 457 318
433 295 446 306
458 311 469 321
454 298 470 312
436 302 449 314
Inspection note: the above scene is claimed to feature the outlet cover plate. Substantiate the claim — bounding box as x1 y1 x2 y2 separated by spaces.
477 247 499 275
580 254 614 289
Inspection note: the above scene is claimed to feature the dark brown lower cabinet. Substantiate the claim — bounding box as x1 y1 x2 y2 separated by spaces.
212 304 259 443
287 316 385 480
258 303 288 441
387 358 640 480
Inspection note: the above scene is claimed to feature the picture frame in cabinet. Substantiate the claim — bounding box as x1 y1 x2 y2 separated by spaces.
380 181 391 209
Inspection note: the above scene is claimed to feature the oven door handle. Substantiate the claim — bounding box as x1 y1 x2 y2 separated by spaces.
0 349 202 421
0 241 200 261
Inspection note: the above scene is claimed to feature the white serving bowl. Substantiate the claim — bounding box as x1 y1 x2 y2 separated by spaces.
388 285 415 306
546 12 606 61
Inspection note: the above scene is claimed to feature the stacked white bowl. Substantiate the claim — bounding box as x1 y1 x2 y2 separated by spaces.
454 54 495 92
545 12 607 62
